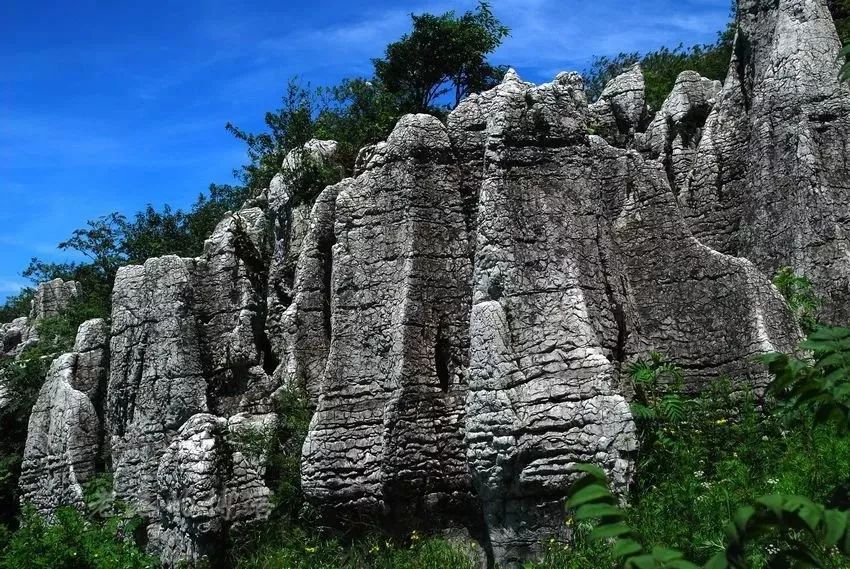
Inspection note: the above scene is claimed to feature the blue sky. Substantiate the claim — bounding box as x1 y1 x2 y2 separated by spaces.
0 0 731 302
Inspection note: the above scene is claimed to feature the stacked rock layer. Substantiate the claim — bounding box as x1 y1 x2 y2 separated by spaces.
9 0 850 566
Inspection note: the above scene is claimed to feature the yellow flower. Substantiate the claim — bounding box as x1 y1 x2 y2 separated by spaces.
305 546 317 554
715 418 727 425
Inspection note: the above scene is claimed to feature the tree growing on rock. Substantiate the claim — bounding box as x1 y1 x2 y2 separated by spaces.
373 1 509 113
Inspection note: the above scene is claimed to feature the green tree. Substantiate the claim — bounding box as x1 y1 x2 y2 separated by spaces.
373 1 509 113
226 79 319 193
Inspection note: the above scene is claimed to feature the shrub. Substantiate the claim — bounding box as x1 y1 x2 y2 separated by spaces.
0 507 156 569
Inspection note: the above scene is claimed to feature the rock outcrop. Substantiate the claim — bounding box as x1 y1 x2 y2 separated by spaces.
19 318 107 515
106 207 275 564
640 71 722 193
0 279 80 359
589 64 647 145
30 279 80 321
301 114 476 531
680 0 850 324
10 0 849 567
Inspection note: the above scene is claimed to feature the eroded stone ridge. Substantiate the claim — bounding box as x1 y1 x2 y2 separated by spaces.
680 0 850 324
19 318 107 515
449 68 797 563
301 114 476 530
30 278 80 321
107 206 276 565
9 0 849 566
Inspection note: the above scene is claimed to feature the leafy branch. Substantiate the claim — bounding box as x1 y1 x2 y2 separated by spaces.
567 465 850 568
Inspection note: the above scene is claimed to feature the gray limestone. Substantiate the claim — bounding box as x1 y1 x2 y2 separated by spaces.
9 1 849 567
680 0 850 324
19 318 108 515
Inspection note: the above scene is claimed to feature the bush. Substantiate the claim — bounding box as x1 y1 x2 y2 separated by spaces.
0 507 156 569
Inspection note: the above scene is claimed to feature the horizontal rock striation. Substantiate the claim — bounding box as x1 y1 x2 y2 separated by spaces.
19 318 107 515
106 206 276 565
10 0 848 566
679 0 850 324
301 114 476 530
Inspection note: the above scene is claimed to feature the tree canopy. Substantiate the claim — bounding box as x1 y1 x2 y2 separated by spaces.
373 1 509 113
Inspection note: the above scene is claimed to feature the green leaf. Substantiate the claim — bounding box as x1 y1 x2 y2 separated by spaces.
704 551 728 569
567 484 615 508
612 538 644 557
574 503 625 521
590 522 632 540
573 463 608 481
823 509 847 547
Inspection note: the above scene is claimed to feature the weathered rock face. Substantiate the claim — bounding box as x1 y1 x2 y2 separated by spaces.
107 207 275 565
0 279 80 359
640 71 722 193
19 318 107 515
589 64 647 146
150 413 272 564
30 278 81 321
266 139 341 383
278 179 348 403
447 68 797 563
12 1 848 567
301 115 476 530
680 0 850 324
0 317 36 360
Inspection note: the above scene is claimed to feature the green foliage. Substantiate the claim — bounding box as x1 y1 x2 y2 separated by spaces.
772 266 821 333
560 326 850 568
234 525 476 569
628 352 690 450
373 1 509 113
226 79 319 192
0 289 34 323
840 44 850 83
567 464 700 569
568 466 850 568
760 326 850 431
830 0 850 44
0 507 155 569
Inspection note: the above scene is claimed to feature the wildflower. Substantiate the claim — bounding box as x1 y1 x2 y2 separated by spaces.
767 478 778 485
693 470 704 479
410 530 421 542
715 418 727 425
761 435 769 441
305 546 317 554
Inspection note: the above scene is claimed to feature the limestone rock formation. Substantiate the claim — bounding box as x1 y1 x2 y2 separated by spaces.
448 68 797 563
301 114 476 531
30 279 80 321
0 317 36 359
640 71 722 193
107 206 275 565
589 64 647 145
19 318 107 515
151 413 272 564
0 279 80 359
266 140 341 393
680 0 850 324
10 1 849 567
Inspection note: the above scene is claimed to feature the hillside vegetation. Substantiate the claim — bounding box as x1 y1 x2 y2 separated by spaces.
1 1 850 568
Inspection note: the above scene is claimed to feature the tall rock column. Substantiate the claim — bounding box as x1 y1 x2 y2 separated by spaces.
680 0 850 323
19 318 108 515
301 115 476 531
